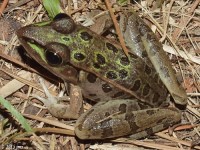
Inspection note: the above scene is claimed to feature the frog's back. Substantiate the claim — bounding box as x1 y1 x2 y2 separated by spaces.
16 14 168 107
68 26 168 107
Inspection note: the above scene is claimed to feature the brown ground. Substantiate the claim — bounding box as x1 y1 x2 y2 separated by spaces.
0 0 200 149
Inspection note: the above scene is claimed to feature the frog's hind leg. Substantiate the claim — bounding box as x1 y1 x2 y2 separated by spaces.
75 99 181 139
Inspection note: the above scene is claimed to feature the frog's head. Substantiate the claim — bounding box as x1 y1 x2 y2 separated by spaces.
16 13 79 84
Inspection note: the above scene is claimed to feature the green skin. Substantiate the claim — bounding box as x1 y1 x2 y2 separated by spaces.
17 12 187 140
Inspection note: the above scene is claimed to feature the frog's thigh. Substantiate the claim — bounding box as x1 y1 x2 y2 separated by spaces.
75 99 181 139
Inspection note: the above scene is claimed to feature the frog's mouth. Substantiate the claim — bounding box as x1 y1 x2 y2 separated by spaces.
17 40 47 65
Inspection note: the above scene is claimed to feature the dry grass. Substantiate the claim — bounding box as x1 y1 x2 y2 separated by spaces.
0 0 200 149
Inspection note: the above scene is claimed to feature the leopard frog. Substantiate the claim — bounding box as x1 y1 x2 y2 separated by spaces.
16 12 187 139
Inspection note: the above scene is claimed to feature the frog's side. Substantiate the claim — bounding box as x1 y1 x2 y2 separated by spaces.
16 12 187 139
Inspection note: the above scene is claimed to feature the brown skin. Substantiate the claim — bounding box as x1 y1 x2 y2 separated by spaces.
17 12 187 139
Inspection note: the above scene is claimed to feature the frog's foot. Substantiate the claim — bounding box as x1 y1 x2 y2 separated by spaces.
32 78 79 119
75 99 181 139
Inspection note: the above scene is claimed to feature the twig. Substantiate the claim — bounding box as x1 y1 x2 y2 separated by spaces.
172 0 200 42
0 0 9 16
104 0 129 56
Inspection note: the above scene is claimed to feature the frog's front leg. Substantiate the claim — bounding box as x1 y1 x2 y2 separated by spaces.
33 78 83 119
75 99 181 139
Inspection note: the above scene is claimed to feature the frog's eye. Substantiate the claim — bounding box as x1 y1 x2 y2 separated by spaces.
45 50 62 66
51 13 75 34
45 42 70 66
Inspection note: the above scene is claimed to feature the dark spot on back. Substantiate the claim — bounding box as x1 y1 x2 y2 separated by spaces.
77 124 83 131
143 84 150 96
148 33 157 42
119 69 128 79
135 19 140 27
138 23 149 36
146 109 155 115
106 71 117 79
93 63 100 69
96 54 106 65
125 112 138 132
102 83 112 93
137 102 150 109
74 52 85 61
101 126 113 138
145 65 151 75
145 128 153 135
120 57 130 66
160 66 170 78
133 34 141 43
105 112 110 117
106 43 118 53
87 73 97 83
80 31 93 41
119 103 127 113
63 37 70 41
131 79 141 91
150 44 160 56
146 33 152 40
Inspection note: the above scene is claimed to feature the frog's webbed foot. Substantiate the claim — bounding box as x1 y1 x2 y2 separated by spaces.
32 78 82 119
75 99 181 139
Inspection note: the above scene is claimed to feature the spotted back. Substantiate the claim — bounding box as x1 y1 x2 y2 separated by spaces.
68 25 168 107
17 14 168 107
